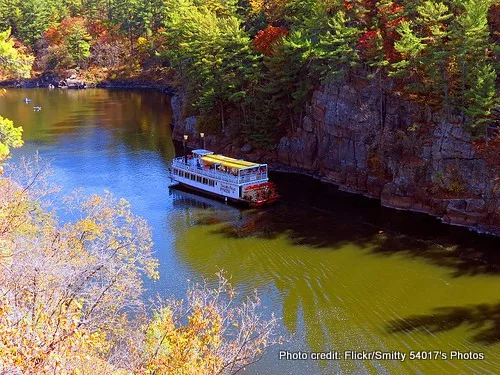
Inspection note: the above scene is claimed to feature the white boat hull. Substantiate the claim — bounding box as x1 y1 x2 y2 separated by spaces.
171 173 242 200
169 151 278 206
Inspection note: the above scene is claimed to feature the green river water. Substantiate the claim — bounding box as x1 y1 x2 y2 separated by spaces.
1 88 499 375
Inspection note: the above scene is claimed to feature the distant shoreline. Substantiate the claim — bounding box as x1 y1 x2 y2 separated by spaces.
0 74 176 95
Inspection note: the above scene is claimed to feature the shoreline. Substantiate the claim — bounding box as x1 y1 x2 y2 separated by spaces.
3 81 498 238
0 74 176 95
267 164 500 238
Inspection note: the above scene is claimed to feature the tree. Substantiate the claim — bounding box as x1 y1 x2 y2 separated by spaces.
450 0 493 113
0 161 159 373
390 21 424 80
388 1 453 108
16 0 52 47
253 30 315 139
143 273 280 375
0 27 33 77
0 28 28 171
161 0 257 131
0 160 281 374
416 1 453 109
247 0 289 24
252 25 288 56
0 116 23 171
62 18 92 66
464 63 497 134
315 10 361 82
0 0 23 37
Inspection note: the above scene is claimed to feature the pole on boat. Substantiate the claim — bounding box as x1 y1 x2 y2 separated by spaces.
183 134 188 164
200 132 205 149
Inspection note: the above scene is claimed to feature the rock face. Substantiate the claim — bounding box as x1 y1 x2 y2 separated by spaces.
171 82 500 236
277 82 499 235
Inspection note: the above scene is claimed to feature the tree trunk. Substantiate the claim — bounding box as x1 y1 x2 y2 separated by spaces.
242 104 247 128
442 63 449 120
220 102 225 131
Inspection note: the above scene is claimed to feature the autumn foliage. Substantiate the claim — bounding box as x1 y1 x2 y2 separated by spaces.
252 25 288 56
143 274 280 374
0 155 280 374
352 1 406 62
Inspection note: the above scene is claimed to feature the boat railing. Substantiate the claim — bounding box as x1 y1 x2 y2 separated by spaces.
238 174 268 184
171 157 268 185
171 158 239 183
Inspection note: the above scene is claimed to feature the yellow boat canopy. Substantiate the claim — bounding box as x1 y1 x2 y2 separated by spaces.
201 154 260 170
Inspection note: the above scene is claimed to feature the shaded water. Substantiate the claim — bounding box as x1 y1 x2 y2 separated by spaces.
3 88 500 374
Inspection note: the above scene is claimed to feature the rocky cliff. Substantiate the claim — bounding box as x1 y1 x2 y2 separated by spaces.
171 81 500 236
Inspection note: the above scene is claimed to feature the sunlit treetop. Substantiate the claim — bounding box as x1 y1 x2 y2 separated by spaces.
0 116 23 173
0 28 34 78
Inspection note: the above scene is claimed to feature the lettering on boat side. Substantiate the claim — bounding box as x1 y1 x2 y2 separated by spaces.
220 183 236 195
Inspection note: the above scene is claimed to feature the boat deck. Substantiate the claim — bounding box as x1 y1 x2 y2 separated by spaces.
171 157 268 185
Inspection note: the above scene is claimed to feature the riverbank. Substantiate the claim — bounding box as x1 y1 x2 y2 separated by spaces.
2 78 498 236
0 69 176 94
170 83 500 237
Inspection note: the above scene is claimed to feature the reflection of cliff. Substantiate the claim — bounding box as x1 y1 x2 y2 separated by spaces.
169 187 500 373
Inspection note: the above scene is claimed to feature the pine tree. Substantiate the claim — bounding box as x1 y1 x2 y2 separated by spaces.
315 10 361 82
16 0 51 46
253 30 315 137
392 21 424 65
416 1 453 109
161 0 257 131
0 0 22 36
464 63 497 134
64 20 92 67
450 0 492 112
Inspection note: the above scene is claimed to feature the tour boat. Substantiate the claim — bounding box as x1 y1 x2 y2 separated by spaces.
170 149 278 206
